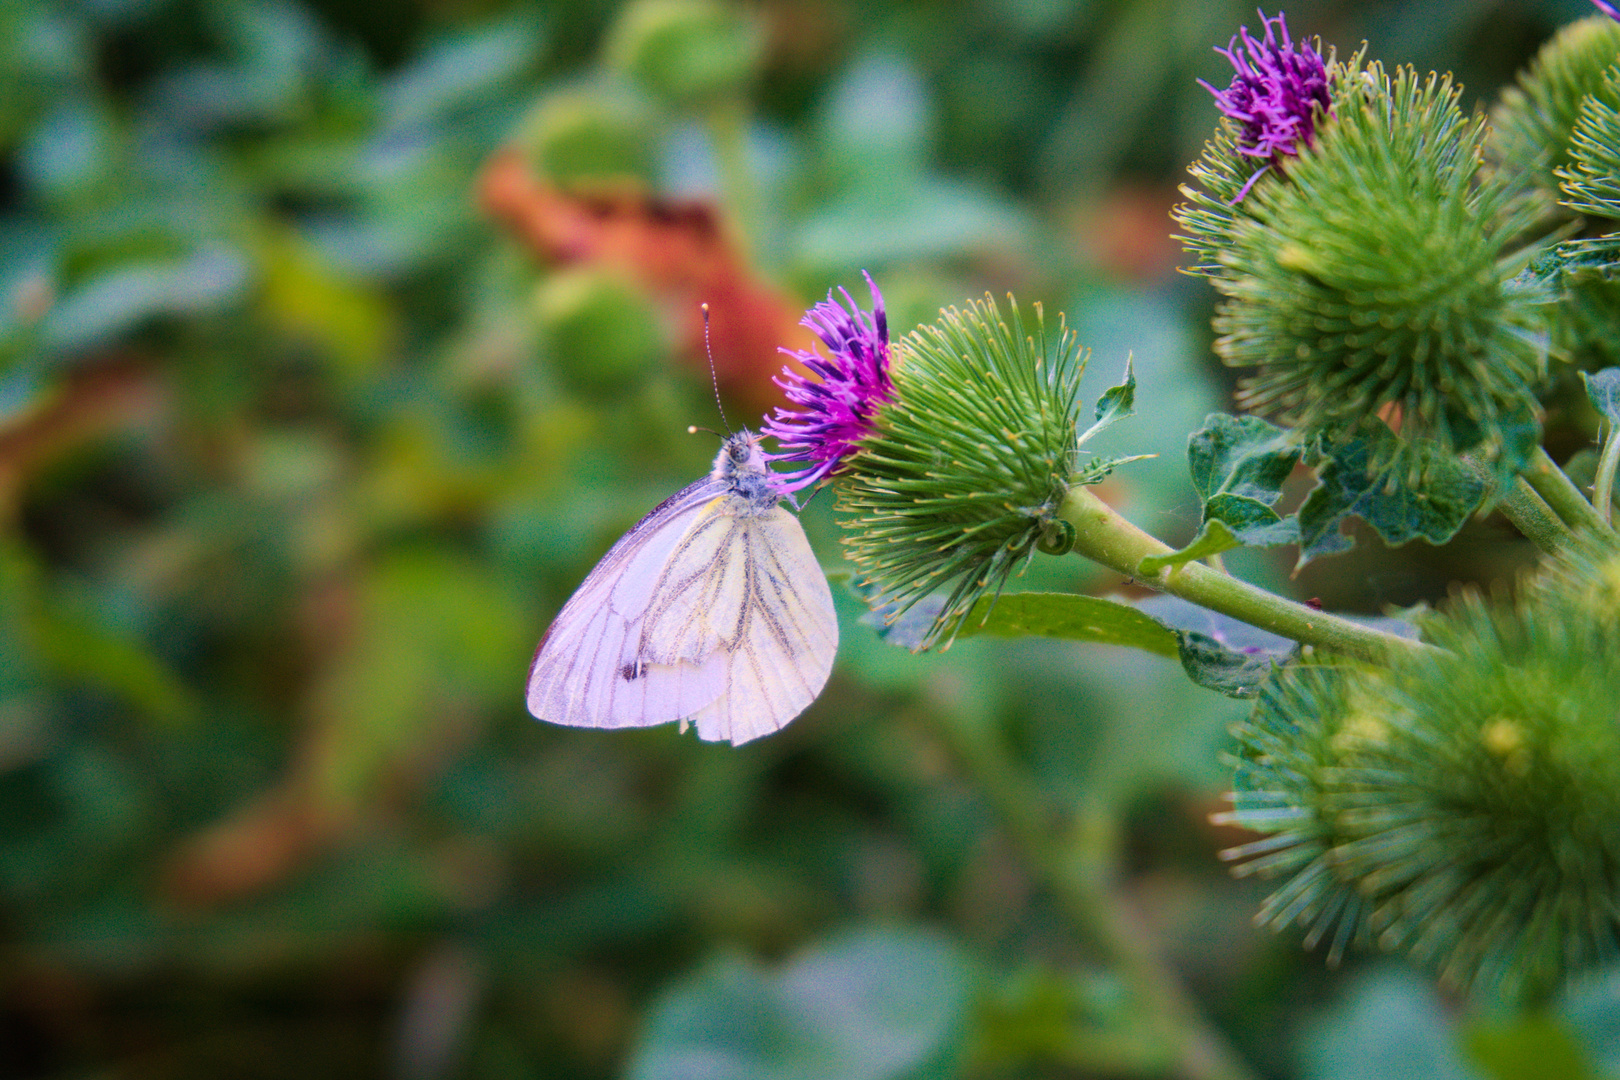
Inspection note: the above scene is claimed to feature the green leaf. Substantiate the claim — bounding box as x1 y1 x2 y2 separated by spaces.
952 592 1179 655
305 549 529 813
1138 518 1243 575
1138 414 1302 572
1297 425 1486 565
1138 497 1300 574
1077 354 1135 445
1134 596 1296 699
1562 969 1620 1075
1300 968 1484 1080
1204 492 1300 546
858 586 1179 657
41 245 251 354
382 13 546 129
1582 368 1620 427
628 927 974 1080
1174 631 1279 699
1188 413 1300 502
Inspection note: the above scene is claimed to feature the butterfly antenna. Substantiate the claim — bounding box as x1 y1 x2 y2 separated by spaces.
701 303 732 434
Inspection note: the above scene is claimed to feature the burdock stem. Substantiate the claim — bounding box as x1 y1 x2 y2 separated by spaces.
1058 486 1433 666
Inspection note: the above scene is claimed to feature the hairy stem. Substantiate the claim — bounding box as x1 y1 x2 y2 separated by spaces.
1497 477 1576 554
1595 427 1620 526
1523 446 1612 536
934 714 1260 1080
1059 486 1432 666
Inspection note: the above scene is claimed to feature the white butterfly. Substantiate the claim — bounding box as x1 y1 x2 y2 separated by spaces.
525 430 838 745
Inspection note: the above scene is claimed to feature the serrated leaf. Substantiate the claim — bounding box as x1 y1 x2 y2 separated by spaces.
1297 426 1487 566
1205 492 1300 545
1077 354 1135 446
1188 413 1300 503
1582 368 1620 426
1139 414 1302 572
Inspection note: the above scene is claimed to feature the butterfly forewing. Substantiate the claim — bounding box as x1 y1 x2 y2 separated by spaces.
525 476 729 728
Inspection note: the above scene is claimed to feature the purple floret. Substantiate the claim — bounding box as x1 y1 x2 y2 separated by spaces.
1595 0 1620 20
762 273 893 492
1199 10 1332 199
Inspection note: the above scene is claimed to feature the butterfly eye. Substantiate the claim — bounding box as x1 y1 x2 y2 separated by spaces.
729 442 750 464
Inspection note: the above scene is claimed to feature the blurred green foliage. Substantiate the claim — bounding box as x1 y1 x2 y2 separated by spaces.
1 1 1615 1078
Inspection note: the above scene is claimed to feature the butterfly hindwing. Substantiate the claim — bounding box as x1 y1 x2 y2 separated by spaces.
684 507 837 744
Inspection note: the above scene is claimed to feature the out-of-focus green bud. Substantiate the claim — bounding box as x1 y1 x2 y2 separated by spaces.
605 0 762 107
533 269 665 399
517 86 655 188
1222 561 1620 1004
1491 15 1620 210
1559 64 1620 223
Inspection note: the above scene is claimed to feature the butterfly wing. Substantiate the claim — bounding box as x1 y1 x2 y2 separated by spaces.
525 476 733 729
637 505 838 745
526 487 838 744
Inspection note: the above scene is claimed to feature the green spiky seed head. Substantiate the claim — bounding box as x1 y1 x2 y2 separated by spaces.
1558 63 1620 222
1214 64 1545 471
1221 577 1620 1004
1492 15 1620 212
836 296 1100 649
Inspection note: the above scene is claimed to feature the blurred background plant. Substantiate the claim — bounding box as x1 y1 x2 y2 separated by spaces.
3 1 1619 1078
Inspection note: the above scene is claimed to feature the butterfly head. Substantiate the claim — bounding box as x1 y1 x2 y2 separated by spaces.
712 430 786 512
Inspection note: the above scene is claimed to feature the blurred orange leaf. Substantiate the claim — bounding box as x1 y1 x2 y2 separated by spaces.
478 149 814 410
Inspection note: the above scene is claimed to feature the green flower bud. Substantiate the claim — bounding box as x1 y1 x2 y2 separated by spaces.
517 86 655 188
834 295 1125 649
533 269 665 399
1492 15 1620 213
1213 64 1545 473
606 0 761 107
1221 563 1620 1003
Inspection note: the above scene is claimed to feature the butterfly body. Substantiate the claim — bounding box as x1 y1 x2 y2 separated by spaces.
526 431 837 745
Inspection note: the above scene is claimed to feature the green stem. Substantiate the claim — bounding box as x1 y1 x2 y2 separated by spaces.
935 716 1260 1080
1497 477 1576 554
1594 427 1620 526
1059 487 1432 666
1523 446 1612 536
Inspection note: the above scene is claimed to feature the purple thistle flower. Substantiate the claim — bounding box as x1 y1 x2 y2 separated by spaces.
1595 0 1620 20
762 272 893 492
1199 10 1332 199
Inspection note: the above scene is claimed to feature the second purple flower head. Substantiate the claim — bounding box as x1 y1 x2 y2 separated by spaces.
1201 10 1331 196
